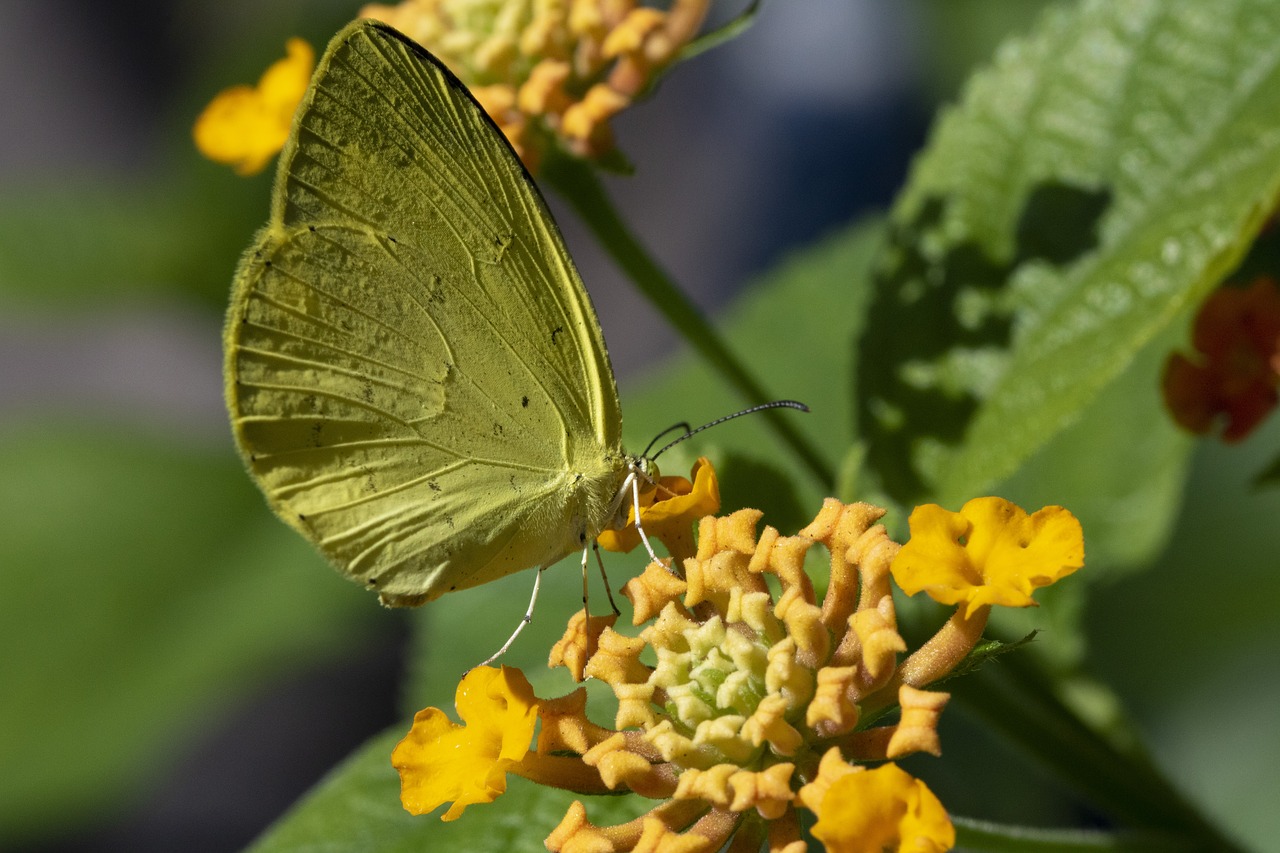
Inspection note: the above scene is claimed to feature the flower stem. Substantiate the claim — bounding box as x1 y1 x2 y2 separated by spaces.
897 604 990 689
857 605 990 719
542 152 833 489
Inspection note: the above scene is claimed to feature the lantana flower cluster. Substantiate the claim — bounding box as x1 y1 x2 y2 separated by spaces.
393 461 1084 852
361 0 709 168
195 0 711 174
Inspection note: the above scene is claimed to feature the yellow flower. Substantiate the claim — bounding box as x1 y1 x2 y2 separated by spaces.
392 665 539 820
597 457 720 564
193 38 314 175
803 759 955 853
891 497 1084 619
360 0 711 168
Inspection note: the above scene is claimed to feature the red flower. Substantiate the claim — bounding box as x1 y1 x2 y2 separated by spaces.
1163 277 1280 442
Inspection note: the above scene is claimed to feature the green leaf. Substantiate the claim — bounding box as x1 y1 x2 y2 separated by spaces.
967 307 1196 672
859 0 1280 506
943 631 1039 684
0 421 374 843
247 728 649 853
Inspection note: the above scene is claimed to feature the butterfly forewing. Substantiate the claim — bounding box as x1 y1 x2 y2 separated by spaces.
225 21 625 604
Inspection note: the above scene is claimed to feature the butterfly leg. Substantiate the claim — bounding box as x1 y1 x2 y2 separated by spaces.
579 543 600 663
475 565 544 668
581 542 590 615
630 472 661 565
592 540 621 616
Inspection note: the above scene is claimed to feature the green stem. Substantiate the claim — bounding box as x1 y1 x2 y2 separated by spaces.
949 662 1246 852
952 816 1195 852
542 153 834 490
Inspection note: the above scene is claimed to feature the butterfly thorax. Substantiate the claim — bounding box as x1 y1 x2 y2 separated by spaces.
598 453 658 534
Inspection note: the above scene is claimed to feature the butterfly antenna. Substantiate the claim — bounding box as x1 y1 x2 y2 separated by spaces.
649 400 809 460
641 421 693 458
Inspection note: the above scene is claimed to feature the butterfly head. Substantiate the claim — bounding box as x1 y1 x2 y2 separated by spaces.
630 453 660 483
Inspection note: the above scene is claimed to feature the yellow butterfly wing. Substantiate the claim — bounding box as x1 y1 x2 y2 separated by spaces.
224 21 626 606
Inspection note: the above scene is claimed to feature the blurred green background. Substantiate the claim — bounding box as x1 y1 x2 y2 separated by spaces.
4 1 1279 851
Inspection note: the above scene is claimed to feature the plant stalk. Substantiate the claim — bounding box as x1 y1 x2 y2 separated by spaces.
542 153 834 490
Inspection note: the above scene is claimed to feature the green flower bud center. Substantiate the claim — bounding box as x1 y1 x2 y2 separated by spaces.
653 616 770 735
434 0 564 83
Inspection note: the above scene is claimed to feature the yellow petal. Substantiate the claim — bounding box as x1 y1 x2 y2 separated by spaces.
892 498 1083 618
809 763 954 853
193 38 314 175
392 666 539 820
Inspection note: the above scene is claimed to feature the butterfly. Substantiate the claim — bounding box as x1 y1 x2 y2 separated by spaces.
224 20 642 608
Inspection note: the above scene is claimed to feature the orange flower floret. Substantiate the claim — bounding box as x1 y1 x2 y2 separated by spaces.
584 734 678 798
805 761 954 853
886 686 949 759
536 687 613 756
1163 277 1280 442
623 560 690 625
547 799 711 853
799 500 896 636
849 606 906 686
598 457 720 563
392 665 538 820
726 763 796 819
634 813 718 853
583 625 652 686
550 609 619 682
807 665 860 736
193 38 314 175
891 497 1084 618
545 800 620 853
